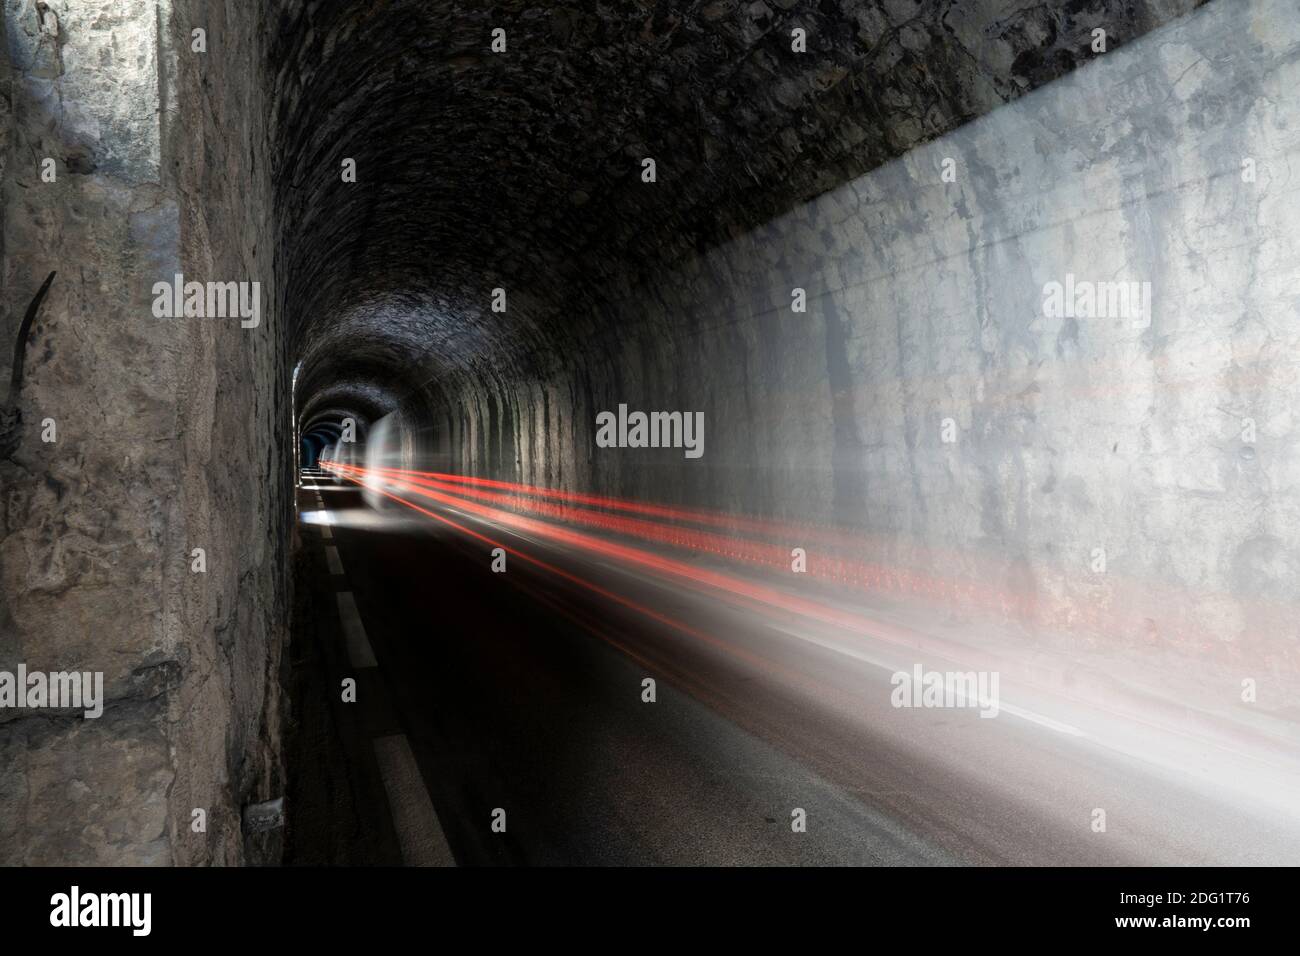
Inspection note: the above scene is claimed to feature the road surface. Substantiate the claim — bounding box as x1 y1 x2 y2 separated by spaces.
286 469 1300 866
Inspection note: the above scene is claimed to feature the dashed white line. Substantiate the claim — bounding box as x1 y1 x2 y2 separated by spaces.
325 545 344 576
335 591 378 667
372 734 455 866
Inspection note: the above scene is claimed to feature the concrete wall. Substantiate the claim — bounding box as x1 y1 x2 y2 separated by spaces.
408 0 1299 670
0 0 287 864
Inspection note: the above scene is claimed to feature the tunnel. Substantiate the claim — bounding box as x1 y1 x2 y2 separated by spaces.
2 0 1300 874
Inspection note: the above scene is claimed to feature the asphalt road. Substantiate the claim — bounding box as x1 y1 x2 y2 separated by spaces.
290 473 1300 866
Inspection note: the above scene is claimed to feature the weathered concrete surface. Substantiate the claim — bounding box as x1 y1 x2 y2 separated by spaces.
382 0 1299 681
1 0 287 864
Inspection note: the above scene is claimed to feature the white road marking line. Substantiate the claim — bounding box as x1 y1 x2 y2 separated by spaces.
321 523 333 540
372 734 455 867
335 591 378 667
992 701 1085 737
760 619 1089 738
325 545 344 576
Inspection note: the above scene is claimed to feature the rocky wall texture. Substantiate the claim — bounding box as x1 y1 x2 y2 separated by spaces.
397 0 1299 673
0 0 286 865
166 0 288 867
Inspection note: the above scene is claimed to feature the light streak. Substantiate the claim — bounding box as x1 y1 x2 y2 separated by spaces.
321 460 1289 675
324 459 991 663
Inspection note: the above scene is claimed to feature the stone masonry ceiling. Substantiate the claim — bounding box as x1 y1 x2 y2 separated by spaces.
274 0 1202 426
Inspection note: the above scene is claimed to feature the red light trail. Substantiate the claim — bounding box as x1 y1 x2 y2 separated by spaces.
317 459 1300 766
322 460 1006 668
319 460 1273 675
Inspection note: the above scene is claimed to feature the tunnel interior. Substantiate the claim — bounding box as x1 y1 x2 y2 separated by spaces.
3 0 1299 866
299 421 341 470
278 0 1206 506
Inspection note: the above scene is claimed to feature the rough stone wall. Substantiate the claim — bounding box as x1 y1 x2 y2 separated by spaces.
409 0 1299 671
0 0 286 865
166 0 288 866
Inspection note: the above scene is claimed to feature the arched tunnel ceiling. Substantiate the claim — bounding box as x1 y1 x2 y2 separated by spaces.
298 378 396 433
275 0 1203 423
301 407 370 436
